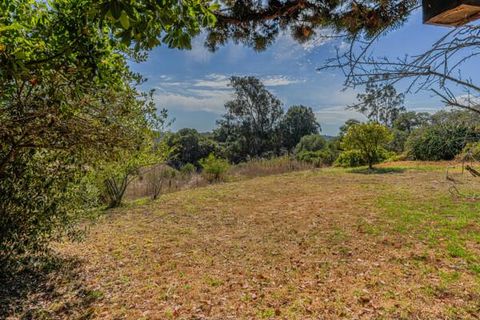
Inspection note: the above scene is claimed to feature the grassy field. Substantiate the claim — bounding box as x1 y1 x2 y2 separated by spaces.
6 162 480 319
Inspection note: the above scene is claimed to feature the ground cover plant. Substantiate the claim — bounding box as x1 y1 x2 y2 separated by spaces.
4 162 480 319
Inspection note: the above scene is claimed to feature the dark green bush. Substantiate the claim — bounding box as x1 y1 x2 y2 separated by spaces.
406 124 480 161
294 134 326 153
166 129 220 169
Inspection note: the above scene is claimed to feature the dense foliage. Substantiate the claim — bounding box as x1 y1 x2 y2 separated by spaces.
280 106 320 152
214 76 284 162
165 128 219 169
406 124 480 161
341 122 393 169
199 154 230 182
206 0 417 51
0 0 217 259
0 150 98 258
294 134 339 167
334 149 366 167
296 149 338 167
294 134 326 153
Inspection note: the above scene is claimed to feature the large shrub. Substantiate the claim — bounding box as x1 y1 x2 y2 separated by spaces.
0 151 99 260
280 106 320 151
199 154 230 182
334 150 366 167
406 124 480 161
296 150 337 167
295 134 326 153
341 122 393 169
165 129 219 169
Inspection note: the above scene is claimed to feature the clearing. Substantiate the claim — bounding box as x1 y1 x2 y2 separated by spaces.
8 162 480 319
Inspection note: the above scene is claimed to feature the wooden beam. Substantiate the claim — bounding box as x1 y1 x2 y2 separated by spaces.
423 0 480 26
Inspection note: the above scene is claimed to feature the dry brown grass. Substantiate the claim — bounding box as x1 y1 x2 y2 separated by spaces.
7 162 480 319
125 158 313 201
228 157 315 179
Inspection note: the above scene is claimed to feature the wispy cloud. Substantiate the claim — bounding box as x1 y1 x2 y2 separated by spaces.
154 73 305 114
183 35 213 63
271 30 337 63
154 90 231 114
315 105 365 124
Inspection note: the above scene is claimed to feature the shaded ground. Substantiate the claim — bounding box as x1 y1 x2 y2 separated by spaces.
7 162 480 319
0 255 100 319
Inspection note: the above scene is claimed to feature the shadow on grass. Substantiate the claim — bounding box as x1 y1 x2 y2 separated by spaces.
0 254 99 319
348 167 406 174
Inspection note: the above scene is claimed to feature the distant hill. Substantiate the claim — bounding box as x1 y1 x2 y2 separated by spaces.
322 135 337 141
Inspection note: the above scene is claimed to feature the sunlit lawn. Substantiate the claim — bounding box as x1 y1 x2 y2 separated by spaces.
10 161 480 319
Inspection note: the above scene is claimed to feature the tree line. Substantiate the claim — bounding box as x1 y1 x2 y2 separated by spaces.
166 76 480 173
167 76 320 167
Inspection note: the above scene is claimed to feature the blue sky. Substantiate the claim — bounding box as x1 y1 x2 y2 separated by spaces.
130 9 478 135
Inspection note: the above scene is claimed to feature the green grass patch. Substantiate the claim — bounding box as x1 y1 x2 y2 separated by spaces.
376 185 480 273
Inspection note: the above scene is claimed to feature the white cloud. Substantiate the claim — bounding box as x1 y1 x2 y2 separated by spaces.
153 73 305 114
262 75 304 86
183 35 213 63
455 94 480 107
192 74 230 88
154 90 231 114
315 105 365 123
271 30 336 62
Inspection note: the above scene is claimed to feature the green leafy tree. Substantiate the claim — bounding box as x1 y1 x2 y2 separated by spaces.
393 111 431 133
214 76 284 162
294 134 339 167
165 128 219 169
339 119 361 137
280 105 320 152
348 79 405 127
295 134 326 153
342 122 393 169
